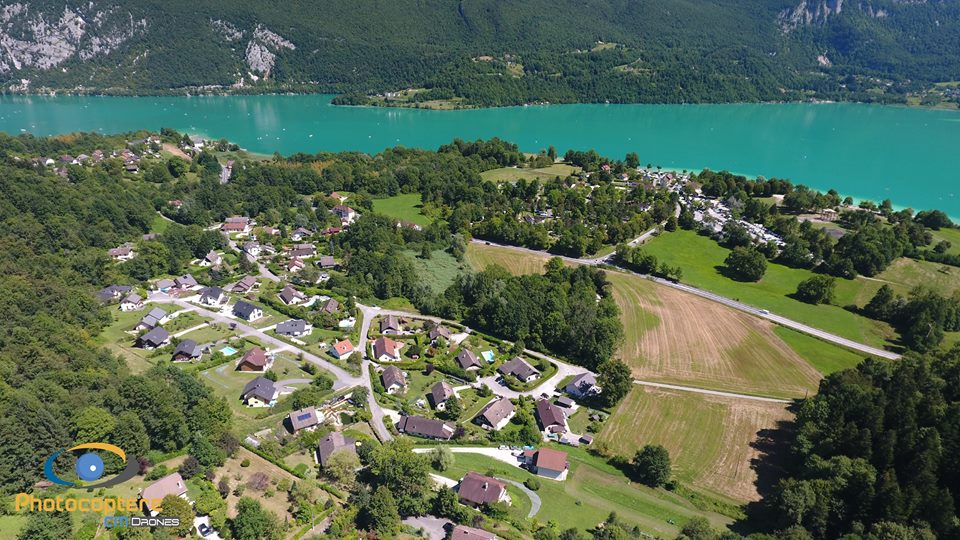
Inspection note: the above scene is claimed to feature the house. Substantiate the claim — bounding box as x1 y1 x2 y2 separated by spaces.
332 205 357 224
291 227 313 241
524 448 569 480
171 339 202 362
535 399 567 434
474 398 515 431
154 278 175 292
96 284 132 304
396 415 455 440
430 380 455 411
379 314 402 334
331 339 354 360
318 255 336 269
233 300 263 322
279 285 307 306
257 226 280 236
381 366 407 394
317 432 357 467
228 276 258 294
108 245 136 261
136 327 170 350
289 243 316 258
285 258 305 273
200 250 222 267
565 373 601 398
119 292 143 312
243 241 262 257
456 349 482 371
320 298 340 314
198 286 228 307
241 377 278 407
237 347 272 372
223 216 252 231
317 272 331 284
498 357 540 383
174 274 199 290
221 221 248 234
136 307 169 331
276 319 313 337
428 325 453 343
457 472 510 507
288 407 323 433
142 233 160 241
141 473 188 516
372 336 401 362
451 525 497 540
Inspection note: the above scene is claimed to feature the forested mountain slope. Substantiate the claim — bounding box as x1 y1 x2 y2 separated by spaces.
1 0 959 104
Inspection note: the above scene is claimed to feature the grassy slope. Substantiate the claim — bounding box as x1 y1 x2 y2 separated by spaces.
480 164 581 183
372 193 432 226
641 230 895 348
772 327 866 376
434 450 732 537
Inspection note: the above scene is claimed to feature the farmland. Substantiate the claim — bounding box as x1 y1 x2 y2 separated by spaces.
607 272 821 399
480 164 580 183
597 386 792 503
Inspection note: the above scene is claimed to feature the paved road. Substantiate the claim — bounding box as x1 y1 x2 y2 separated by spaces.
499 477 542 518
633 380 793 404
471 239 900 361
356 304 396 442
224 235 281 283
403 516 451 540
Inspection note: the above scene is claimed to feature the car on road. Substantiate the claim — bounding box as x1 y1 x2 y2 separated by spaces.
759 309 770 315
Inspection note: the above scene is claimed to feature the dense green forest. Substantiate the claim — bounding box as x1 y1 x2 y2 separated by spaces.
3 0 960 105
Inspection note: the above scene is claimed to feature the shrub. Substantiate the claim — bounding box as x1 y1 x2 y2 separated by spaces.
524 477 541 491
240 458 251 467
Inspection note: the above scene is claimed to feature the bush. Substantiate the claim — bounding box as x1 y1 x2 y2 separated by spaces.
240 458 251 468
524 477 541 491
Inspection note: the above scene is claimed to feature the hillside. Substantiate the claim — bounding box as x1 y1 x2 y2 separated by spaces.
1 0 959 104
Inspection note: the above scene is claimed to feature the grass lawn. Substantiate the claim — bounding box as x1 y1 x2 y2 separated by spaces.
405 248 468 293
182 323 236 344
642 230 895 348
598 386 791 504
434 450 731 538
480 164 580 183
0 516 27 538
773 327 867 375
372 193 432 226
929 228 960 257
870 257 960 299
150 212 172 234
465 243 561 275
164 310 207 333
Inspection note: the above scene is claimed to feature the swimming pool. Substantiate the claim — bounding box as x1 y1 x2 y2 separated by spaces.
220 346 239 356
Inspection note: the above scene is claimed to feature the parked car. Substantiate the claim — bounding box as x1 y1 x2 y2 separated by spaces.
198 523 213 537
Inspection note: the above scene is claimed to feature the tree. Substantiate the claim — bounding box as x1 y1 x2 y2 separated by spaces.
794 275 836 305
633 444 671 487
597 359 632 406
159 494 195 536
679 517 719 540
441 395 463 420
369 439 432 515
167 157 188 178
625 152 639 169
431 446 454 472
16 511 72 540
231 497 283 540
363 485 401 535
325 448 361 487
864 284 897 321
433 486 467 521
724 246 767 281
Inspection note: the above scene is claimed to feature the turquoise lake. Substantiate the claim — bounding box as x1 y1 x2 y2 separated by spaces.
1 94 958 214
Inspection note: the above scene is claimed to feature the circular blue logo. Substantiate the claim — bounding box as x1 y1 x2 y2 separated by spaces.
75 452 105 482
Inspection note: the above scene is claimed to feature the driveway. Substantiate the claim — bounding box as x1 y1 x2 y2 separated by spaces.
414 447 524 468
403 516 451 540
499 477 542 518
192 515 222 540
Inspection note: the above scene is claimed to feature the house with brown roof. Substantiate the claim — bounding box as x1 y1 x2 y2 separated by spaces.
286 257 305 273
174 274 199 290
451 525 497 540
320 297 340 314
289 243 316 258
119 292 143 312
291 227 313 242
221 217 252 235
141 473 188 516
279 285 307 305
428 325 453 344
372 336 401 362
524 448 569 480
498 357 540 383
228 275 258 294
331 339 354 360
396 415 455 440
317 432 357 467
199 250 222 267
535 399 567 435
332 205 356 224
109 244 136 261
474 398 515 431
381 366 406 394
288 407 323 433
456 349 482 371
379 314 402 334
457 472 510 507
318 255 337 269
430 380 455 411
236 347 272 372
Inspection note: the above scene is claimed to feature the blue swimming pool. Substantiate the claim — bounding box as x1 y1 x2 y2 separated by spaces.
220 346 239 356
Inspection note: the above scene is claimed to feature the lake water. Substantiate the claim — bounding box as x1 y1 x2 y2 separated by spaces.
1 94 958 214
